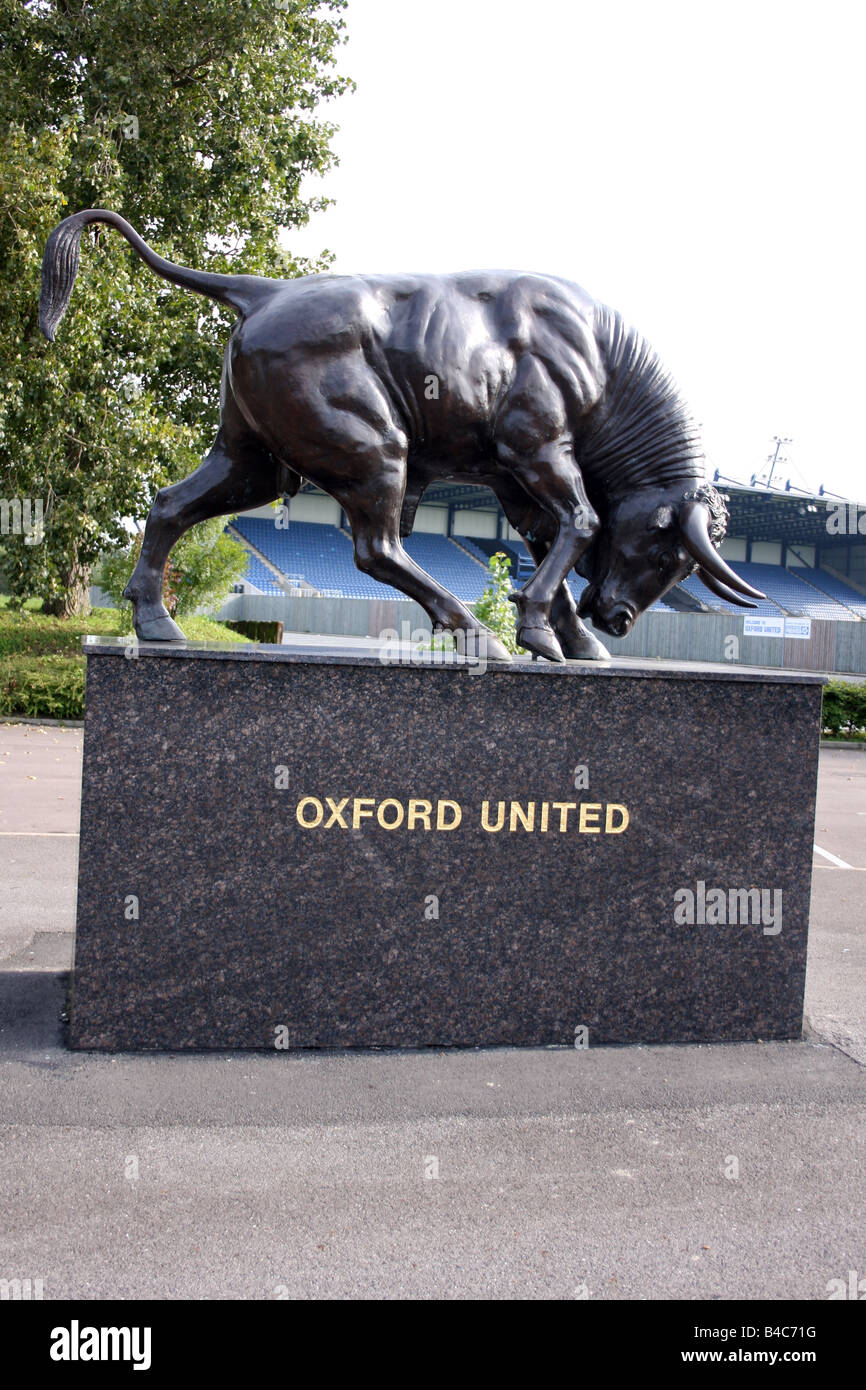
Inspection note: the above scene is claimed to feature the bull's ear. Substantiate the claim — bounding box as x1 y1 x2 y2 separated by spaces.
648 505 675 531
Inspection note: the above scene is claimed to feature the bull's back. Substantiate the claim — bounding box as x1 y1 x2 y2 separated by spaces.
229 269 604 451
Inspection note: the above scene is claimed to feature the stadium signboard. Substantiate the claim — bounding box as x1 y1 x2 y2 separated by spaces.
743 616 813 640
743 616 785 638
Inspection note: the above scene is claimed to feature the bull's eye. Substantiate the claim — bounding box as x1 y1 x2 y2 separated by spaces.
658 547 687 580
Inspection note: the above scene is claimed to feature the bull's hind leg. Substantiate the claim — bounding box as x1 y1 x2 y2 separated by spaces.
283 358 509 658
334 464 511 662
123 423 284 640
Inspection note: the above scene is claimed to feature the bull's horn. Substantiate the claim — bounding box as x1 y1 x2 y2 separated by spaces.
695 567 759 609
679 499 766 599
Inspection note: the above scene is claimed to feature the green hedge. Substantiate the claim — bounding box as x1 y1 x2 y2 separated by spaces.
0 654 86 719
822 679 866 738
0 606 252 721
224 620 284 644
0 605 123 659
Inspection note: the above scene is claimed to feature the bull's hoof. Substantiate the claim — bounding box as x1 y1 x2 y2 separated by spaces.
482 633 512 663
508 591 565 663
134 611 186 642
558 628 611 661
515 620 565 663
455 628 511 663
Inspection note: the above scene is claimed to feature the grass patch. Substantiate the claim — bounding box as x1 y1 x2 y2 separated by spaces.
0 605 252 720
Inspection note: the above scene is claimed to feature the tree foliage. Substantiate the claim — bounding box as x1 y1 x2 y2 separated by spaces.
822 678 866 737
0 0 351 613
96 517 249 619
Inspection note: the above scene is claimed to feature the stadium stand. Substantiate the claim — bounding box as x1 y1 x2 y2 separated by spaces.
234 519 491 602
230 512 866 623
401 533 489 601
234 516 678 611
208 479 866 680
232 517 404 599
799 569 866 618
726 563 854 620
241 552 285 595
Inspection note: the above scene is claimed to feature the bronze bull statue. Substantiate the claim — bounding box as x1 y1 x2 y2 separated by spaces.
40 209 763 661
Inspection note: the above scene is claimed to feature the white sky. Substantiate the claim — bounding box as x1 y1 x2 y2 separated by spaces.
286 0 865 501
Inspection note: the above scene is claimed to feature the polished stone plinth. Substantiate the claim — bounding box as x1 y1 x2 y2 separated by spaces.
70 640 823 1050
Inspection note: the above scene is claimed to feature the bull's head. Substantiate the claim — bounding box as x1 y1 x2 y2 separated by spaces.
577 482 764 638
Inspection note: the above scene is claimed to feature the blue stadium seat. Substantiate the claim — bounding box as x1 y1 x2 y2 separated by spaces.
727 563 855 620
231 517 400 598
677 572 738 613
402 533 489 601
232 518 496 601
799 569 866 619
240 552 284 595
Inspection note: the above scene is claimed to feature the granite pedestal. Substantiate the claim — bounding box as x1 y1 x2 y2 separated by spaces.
70 641 823 1050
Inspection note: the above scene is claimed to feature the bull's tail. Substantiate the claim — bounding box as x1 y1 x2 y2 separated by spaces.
39 208 276 341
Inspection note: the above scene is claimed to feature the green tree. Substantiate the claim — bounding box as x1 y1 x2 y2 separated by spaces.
822 679 866 737
0 0 351 615
473 551 525 655
96 517 249 621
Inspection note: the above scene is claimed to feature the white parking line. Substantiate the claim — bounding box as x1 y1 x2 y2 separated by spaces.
813 843 854 869
0 831 79 837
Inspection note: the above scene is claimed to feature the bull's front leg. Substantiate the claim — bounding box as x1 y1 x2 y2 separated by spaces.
518 522 610 660
490 475 608 661
507 516 599 662
496 445 600 663
548 584 611 661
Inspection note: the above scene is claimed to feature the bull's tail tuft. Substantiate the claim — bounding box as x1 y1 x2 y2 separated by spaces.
39 212 88 341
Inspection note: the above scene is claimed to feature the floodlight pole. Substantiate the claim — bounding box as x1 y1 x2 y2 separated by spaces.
765 435 792 489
